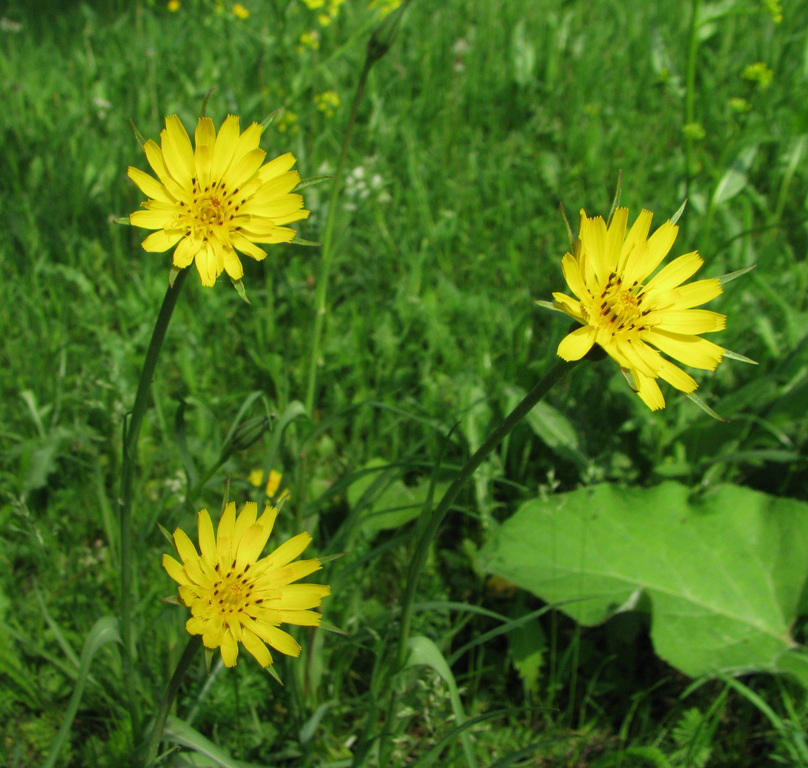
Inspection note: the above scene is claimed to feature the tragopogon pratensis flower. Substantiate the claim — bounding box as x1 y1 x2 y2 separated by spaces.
163 501 329 667
128 115 309 287
548 208 727 411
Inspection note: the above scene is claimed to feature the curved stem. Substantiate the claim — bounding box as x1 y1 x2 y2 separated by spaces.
120 267 190 745
143 635 202 766
396 358 581 667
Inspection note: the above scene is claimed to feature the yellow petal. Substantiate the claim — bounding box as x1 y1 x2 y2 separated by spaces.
241 628 273 667
222 244 244 280
217 502 237 563
642 329 724 370
194 242 220 287
238 524 269 565
127 167 174 203
277 609 322 626
634 371 666 411
129 209 176 230
278 583 331 610
644 251 703 293
580 213 608 286
617 209 653 273
229 122 263 171
267 532 312 570
257 152 297 182
162 554 188 585
173 527 198 563
557 325 596 361
186 616 207 636
224 148 267 190
656 358 698 394
197 509 217 562
560 252 589 302
161 115 194 187
255 504 279 540
649 309 726 334
173 235 200 268
252 624 301 657
239 225 297 245
230 232 268 261
635 220 678 282
210 115 241 180
220 630 239 667
604 207 628 275
272 209 310 226
234 502 258 541
667 279 722 310
141 229 185 252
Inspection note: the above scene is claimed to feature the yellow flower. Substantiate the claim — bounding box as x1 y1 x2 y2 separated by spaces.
167 0 181 10
128 115 309 287
742 61 774 89
232 3 250 19
163 501 330 667
370 0 402 17
549 208 726 411
248 468 290 503
299 29 320 50
314 90 340 117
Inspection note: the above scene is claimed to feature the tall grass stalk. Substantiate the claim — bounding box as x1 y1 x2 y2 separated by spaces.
119 267 190 745
304 3 410 415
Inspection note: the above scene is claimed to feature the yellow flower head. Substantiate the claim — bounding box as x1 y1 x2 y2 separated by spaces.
232 3 250 19
163 501 330 668
128 115 309 287
248 468 290 503
550 208 726 411
167 0 181 11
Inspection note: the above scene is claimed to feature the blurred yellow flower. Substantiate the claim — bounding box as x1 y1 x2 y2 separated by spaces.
547 208 727 411
232 3 250 19
299 29 320 50
163 501 330 667
743 61 774 89
302 0 326 8
370 0 402 17
276 109 300 134
248 468 290 503
315 90 340 117
128 114 309 287
167 0 181 11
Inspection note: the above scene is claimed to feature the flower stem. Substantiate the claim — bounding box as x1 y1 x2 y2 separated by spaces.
396 358 581 667
143 635 202 766
120 267 190 745
684 0 701 199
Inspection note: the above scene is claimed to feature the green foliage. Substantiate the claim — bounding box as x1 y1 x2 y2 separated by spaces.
1 0 807 765
482 482 808 682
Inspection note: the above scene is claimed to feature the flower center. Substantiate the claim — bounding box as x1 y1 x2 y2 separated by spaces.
212 562 263 616
593 272 649 335
182 177 247 240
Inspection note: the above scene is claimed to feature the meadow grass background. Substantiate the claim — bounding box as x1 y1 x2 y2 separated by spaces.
1 0 807 765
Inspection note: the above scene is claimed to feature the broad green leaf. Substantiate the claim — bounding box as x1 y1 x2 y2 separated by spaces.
481 482 808 682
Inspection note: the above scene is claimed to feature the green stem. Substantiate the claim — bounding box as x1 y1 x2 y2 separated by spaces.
143 635 202 766
684 0 701 200
304 55 373 415
120 267 190 745
396 358 580 667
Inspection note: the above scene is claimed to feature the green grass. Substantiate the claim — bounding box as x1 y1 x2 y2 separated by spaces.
1 0 807 765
